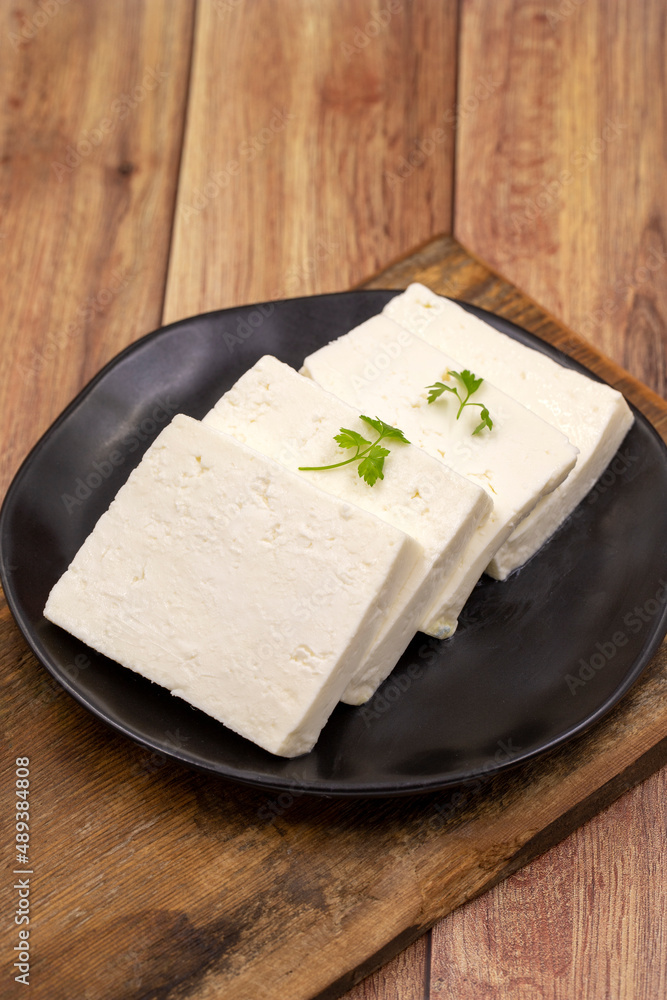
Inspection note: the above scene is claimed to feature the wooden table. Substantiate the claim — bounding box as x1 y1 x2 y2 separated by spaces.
1 2 665 998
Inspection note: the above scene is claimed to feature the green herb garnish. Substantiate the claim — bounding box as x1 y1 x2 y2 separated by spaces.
426 369 493 436
299 415 409 487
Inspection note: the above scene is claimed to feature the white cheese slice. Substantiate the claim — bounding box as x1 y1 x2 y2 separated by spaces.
384 283 634 579
301 315 579 636
43 414 421 756
203 356 491 704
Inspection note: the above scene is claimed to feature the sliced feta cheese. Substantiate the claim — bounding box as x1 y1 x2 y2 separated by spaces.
384 283 634 579
43 414 421 756
301 315 579 636
203 356 491 704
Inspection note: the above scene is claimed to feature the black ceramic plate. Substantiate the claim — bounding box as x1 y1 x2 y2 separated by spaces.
2 291 667 796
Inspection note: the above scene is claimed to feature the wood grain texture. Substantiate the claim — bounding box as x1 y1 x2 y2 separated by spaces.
163 0 458 324
455 0 667 398
344 934 429 1000
444 2 667 994
0 0 195 498
430 767 667 1000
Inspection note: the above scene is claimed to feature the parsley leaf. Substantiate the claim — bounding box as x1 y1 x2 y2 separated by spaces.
426 382 458 405
453 369 483 397
426 369 493 434
299 415 409 486
358 445 390 486
359 415 410 443
473 406 493 436
334 428 371 451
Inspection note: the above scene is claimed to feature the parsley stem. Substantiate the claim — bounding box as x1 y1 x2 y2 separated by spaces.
298 450 365 472
458 399 486 417
456 392 467 419
299 433 385 473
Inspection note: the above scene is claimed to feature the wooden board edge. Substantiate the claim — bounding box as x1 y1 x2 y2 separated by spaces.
469 732 667 902
313 925 428 1000
311 734 667 1000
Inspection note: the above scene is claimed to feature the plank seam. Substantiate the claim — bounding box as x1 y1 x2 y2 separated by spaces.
158 0 199 326
450 0 463 237
424 927 433 999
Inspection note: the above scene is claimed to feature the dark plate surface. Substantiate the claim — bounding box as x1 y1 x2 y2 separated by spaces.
2 291 667 796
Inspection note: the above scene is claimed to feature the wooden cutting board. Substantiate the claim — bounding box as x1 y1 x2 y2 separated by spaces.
2 236 666 1000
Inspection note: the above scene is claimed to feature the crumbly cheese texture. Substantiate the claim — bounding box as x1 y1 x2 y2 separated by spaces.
301 315 579 636
43 415 421 756
384 283 634 578
203 356 491 704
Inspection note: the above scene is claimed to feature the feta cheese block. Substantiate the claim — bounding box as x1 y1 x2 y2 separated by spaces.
384 283 634 579
203 356 492 704
43 414 422 757
301 315 579 637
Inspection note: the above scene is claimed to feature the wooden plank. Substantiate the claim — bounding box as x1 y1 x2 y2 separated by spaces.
0 0 195 499
162 0 458 324
454 0 667 398
0 2 194 999
430 767 667 1000
344 936 429 1000
441 2 667 994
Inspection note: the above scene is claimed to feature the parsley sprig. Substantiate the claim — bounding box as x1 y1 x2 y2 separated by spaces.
299 415 410 487
426 369 493 436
